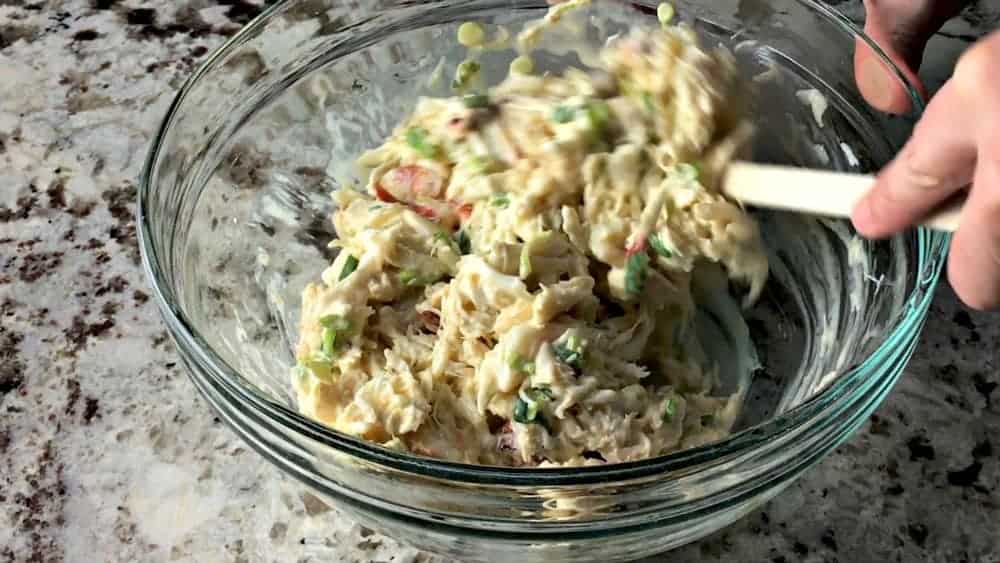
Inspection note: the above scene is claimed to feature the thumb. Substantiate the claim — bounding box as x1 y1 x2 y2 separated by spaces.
854 0 970 114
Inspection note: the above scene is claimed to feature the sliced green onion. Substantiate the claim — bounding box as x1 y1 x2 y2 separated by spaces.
625 251 649 295
657 2 675 27
434 231 453 246
519 231 552 279
553 333 584 369
406 127 438 158
509 55 534 75
339 255 359 280
292 363 310 381
512 387 553 426
648 235 673 258
512 396 538 424
663 397 677 422
552 105 575 124
398 270 441 287
641 91 656 114
457 22 486 47
585 100 611 133
303 356 335 381
675 162 700 183
619 77 638 98
456 230 472 254
317 314 351 358
452 60 481 90
530 386 555 402
508 353 535 374
321 326 337 357
398 269 423 286
462 93 490 108
466 155 493 173
519 246 532 277
567 334 581 351
490 192 511 208
319 314 351 332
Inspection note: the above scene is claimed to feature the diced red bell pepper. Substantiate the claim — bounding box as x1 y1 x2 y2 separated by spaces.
374 182 398 203
395 165 442 198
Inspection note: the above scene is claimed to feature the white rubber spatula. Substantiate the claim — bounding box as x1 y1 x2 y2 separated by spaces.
721 161 962 233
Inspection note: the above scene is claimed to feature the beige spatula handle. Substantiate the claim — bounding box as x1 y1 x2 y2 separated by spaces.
721 161 961 233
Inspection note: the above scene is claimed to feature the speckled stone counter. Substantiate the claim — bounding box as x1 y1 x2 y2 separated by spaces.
2 1 998 562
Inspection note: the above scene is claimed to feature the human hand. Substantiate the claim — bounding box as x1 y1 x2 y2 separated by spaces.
853 6 1000 310
853 0 972 114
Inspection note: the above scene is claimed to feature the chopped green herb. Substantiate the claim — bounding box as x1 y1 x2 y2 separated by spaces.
462 93 490 108
663 397 677 422
456 230 472 254
339 255 359 280
490 192 511 208
648 236 673 258
369 204 383 211
405 127 438 158
508 353 535 374
552 105 576 124
625 251 650 295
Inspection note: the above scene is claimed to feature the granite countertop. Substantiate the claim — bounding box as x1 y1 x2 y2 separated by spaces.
1 1 998 562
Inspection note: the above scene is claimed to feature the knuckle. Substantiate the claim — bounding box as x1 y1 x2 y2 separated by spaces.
899 142 946 191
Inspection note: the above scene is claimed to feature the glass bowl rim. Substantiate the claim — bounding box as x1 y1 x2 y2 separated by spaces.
137 0 947 485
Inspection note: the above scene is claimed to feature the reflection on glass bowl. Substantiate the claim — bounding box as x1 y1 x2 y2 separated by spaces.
138 1 946 561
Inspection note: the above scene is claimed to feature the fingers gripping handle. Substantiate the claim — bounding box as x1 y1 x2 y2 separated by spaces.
721 161 960 233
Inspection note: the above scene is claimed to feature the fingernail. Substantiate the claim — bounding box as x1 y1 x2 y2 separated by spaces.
858 56 894 110
852 197 877 236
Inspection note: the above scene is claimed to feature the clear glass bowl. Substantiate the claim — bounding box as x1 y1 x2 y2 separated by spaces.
138 1 947 561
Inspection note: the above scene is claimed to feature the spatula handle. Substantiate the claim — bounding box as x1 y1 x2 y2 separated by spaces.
722 161 961 233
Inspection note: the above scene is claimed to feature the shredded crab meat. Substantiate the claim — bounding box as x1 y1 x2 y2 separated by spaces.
291 4 768 467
